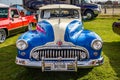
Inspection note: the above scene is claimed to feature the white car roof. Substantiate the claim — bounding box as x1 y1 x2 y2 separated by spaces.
39 4 80 10
0 3 9 7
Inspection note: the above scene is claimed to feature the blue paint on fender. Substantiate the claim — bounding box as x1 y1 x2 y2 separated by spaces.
65 20 102 59
76 30 102 59
19 20 54 47
64 20 83 44
17 20 54 59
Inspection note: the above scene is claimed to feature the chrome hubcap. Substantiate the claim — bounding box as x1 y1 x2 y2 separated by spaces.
86 13 92 19
0 29 6 42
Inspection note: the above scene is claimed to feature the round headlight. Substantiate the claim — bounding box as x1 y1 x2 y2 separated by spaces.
91 39 102 50
16 40 28 50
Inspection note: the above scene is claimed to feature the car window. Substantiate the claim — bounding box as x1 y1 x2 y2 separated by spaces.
0 8 8 18
10 9 19 18
82 0 91 3
41 9 79 19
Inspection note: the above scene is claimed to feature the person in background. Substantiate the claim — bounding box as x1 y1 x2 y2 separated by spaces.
20 10 25 17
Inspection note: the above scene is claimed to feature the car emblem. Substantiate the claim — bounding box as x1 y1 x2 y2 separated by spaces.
56 40 63 46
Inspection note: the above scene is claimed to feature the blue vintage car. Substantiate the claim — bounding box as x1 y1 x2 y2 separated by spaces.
15 4 103 71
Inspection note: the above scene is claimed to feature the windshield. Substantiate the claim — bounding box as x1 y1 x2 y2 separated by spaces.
82 0 92 3
41 9 79 19
0 8 8 18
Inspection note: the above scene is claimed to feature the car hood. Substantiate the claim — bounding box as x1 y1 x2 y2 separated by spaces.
19 19 101 47
37 19 83 43
83 3 98 8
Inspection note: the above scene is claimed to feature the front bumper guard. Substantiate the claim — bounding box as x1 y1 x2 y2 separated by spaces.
15 57 104 71
41 57 77 72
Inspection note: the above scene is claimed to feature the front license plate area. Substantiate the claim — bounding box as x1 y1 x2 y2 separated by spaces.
52 62 67 70
42 58 77 71
42 61 77 71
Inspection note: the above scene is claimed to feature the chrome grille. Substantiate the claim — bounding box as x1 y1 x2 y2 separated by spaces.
30 46 89 60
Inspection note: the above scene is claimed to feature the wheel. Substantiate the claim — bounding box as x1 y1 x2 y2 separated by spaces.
84 10 94 20
0 29 7 43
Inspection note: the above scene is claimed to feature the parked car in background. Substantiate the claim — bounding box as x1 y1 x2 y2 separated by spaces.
79 0 101 20
10 4 37 26
112 19 120 35
0 4 36 43
22 0 101 20
15 4 103 72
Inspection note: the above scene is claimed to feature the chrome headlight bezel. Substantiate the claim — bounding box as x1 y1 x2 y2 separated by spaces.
91 39 103 50
80 52 87 59
16 40 28 50
31 52 39 60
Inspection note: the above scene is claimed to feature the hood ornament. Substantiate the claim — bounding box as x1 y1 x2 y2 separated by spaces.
56 40 63 46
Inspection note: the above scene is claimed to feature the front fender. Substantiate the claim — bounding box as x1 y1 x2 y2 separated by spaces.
19 30 46 46
76 30 102 46
17 30 54 59
76 30 102 59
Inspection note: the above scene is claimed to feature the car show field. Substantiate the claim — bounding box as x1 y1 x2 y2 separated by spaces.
0 17 120 80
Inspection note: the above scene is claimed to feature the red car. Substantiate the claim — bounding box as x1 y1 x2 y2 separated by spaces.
0 4 37 43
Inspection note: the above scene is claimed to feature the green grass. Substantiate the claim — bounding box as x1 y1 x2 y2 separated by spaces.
0 18 120 80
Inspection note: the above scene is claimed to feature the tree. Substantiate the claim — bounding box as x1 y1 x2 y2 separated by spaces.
105 0 112 5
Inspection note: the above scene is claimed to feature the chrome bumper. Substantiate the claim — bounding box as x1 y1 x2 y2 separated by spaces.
15 57 104 71
93 7 101 15
93 10 101 15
